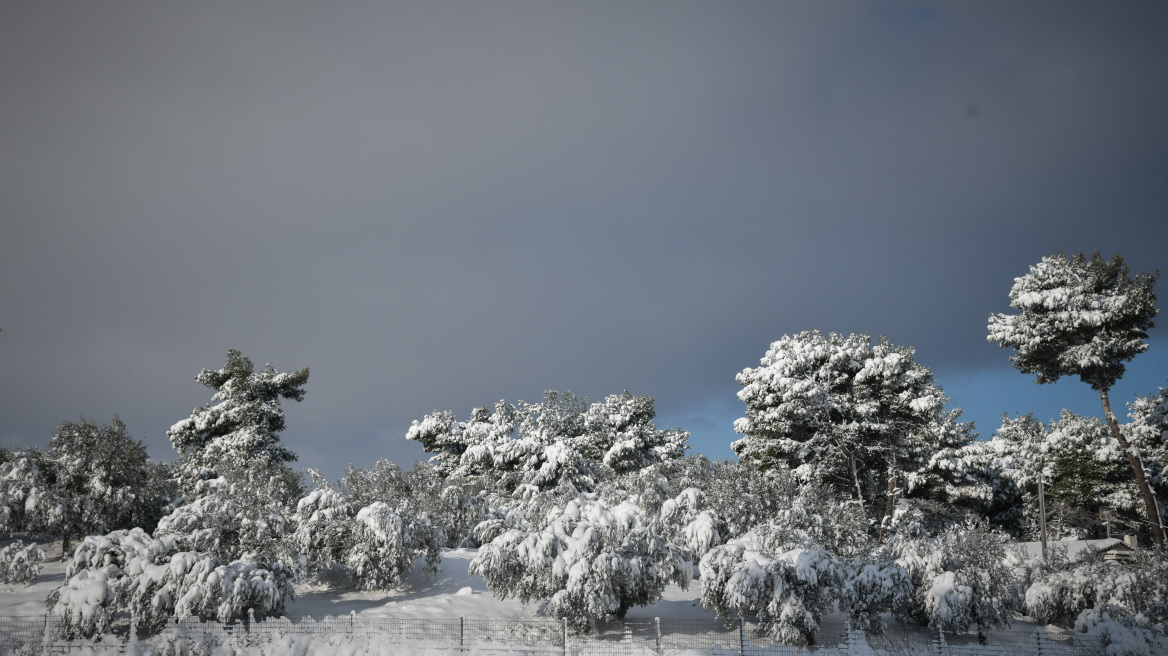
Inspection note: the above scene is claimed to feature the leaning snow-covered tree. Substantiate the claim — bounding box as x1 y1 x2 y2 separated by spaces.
168 348 308 504
733 331 968 535
470 494 690 631
988 251 1162 545
0 417 149 559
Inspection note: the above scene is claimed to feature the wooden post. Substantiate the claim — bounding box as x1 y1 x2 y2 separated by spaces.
738 617 746 655
655 617 661 655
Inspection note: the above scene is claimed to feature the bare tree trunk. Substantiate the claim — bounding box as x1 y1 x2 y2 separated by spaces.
880 453 897 541
843 449 863 505
1101 388 1165 547
61 533 70 563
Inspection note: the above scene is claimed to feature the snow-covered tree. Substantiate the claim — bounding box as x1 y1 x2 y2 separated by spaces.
595 456 795 558
167 348 307 504
47 528 295 639
733 331 968 534
888 521 1019 640
49 351 312 638
470 494 690 631
988 251 1162 545
0 417 149 559
1025 547 1168 641
0 540 45 584
698 482 913 644
291 480 442 591
407 391 688 503
1128 382 1168 494
921 411 1142 539
699 535 848 645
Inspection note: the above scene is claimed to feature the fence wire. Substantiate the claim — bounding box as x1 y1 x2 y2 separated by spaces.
0 612 1159 655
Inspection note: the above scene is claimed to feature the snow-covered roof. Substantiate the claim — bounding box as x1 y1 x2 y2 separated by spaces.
1014 538 1130 560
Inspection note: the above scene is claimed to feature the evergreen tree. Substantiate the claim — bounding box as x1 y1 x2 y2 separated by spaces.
988 251 1162 544
167 348 307 504
407 390 687 500
0 417 149 559
733 331 968 535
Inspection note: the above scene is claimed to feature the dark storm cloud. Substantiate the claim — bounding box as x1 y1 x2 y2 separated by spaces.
2 1 1167 477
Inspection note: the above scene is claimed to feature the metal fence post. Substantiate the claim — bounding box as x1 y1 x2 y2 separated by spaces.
562 617 569 656
1035 630 1043 656
460 616 465 653
40 613 52 656
738 616 746 655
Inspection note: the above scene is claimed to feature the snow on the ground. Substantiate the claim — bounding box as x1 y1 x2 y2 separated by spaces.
289 548 715 620
0 538 68 615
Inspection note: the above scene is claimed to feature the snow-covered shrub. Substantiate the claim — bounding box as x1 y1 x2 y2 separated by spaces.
838 559 914 635
345 501 441 590
292 481 443 591
292 486 352 572
47 565 120 639
340 459 473 548
1025 548 1168 638
47 527 296 638
698 480 917 643
889 521 1019 637
470 494 690 631
0 540 45 584
699 535 847 645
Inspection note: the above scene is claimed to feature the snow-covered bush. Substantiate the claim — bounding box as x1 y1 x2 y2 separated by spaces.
1025 548 1168 638
0 540 45 584
46 528 296 639
345 501 441 590
292 479 443 591
889 521 1019 638
339 460 474 548
698 484 912 645
699 535 848 645
470 494 690 631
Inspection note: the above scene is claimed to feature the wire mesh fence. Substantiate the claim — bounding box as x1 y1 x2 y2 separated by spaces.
0 612 1160 655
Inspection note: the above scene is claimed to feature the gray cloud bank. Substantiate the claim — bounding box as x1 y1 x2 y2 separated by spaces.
2 1 1166 477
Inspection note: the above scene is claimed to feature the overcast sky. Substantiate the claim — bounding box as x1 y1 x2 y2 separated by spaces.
2 1 1167 480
